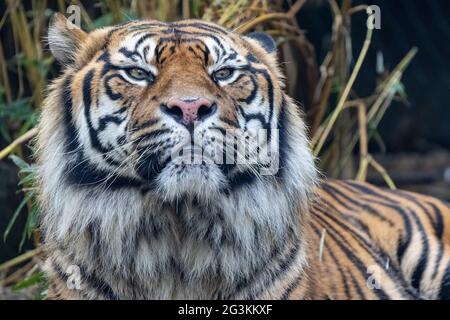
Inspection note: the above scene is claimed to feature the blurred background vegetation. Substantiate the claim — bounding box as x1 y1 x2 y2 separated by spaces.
0 0 449 299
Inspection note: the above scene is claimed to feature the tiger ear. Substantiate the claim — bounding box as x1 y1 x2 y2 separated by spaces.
245 31 276 54
48 13 88 65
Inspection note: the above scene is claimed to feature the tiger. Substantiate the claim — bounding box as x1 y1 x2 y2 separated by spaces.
36 13 450 300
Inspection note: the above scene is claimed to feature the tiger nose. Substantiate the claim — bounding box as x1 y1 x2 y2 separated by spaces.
164 98 216 126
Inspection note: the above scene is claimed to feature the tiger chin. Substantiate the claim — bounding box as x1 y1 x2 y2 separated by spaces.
37 14 450 300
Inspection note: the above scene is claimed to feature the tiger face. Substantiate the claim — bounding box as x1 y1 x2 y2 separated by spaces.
48 14 285 201
40 14 319 300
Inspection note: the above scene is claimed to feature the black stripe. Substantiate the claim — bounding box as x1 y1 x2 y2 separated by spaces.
219 116 240 128
342 181 413 263
61 75 79 153
280 273 304 300
429 201 445 280
319 188 371 235
158 28 226 54
410 214 430 291
133 118 159 131
52 261 119 300
104 73 125 101
66 157 142 189
237 75 258 104
312 212 392 299
237 105 268 129
154 43 165 64
134 33 155 51
78 264 119 300
97 114 126 131
225 228 298 299
135 128 170 143
344 181 430 292
118 47 141 62
83 69 112 154
52 261 69 283
324 182 395 226
427 201 444 239
61 72 142 190
246 53 260 63
348 268 367 299
241 64 275 126
226 169 257 190
432 242 445 281
314 203 419 298
198 43 210 66
127 21 229 36
276 98 288 181
310 223 351 299
393 189 441 237
246 241 300 299
439 262 450 300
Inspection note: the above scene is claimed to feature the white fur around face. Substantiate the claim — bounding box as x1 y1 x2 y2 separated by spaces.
38 89 317 299
38 21 318 299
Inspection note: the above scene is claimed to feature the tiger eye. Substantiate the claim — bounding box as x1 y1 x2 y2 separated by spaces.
126 68 149 80
213 68 234 81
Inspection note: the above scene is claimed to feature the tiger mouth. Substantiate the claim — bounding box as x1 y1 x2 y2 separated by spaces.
170 143 217 164
135 143 220 184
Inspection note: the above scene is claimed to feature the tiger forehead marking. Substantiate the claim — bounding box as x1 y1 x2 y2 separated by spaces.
102 20 275 120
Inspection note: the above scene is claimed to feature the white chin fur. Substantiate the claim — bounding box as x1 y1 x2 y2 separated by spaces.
154 160 227 202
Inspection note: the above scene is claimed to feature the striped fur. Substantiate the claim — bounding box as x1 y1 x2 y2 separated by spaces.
304 180 450 299
37 15 450 300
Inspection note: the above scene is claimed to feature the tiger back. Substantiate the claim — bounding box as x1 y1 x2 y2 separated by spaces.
302 180 450 300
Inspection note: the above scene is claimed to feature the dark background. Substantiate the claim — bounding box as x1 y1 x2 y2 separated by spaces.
298 0 450 152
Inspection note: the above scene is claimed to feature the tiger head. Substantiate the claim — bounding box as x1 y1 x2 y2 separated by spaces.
42 14 316 204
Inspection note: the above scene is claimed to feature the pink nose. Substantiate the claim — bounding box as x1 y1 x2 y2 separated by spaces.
165 98 215 125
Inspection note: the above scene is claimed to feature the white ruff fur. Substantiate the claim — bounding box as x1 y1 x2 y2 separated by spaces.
40 17 318 298
38 92 318 298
